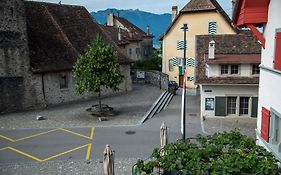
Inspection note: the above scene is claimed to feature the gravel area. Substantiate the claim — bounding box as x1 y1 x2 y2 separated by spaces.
203 117 257 138
0 84 164 129
0 158 139 175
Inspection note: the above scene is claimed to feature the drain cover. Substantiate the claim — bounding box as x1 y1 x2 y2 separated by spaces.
189 113 197 116
125 131 136 135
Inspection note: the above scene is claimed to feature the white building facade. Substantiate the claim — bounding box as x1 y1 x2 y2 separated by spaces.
233 0 281 161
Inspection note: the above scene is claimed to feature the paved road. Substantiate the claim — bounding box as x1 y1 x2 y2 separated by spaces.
0 90 202 165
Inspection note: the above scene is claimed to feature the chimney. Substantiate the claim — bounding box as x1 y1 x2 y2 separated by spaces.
118 27 122 41
146 25 150 35
208 40 215 59
128 31 133 38
172 6 178 22
107 13 114 26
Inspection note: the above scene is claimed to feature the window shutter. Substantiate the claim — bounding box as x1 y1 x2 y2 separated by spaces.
208 22 217 34
274 32 281 71
215 97 226 116
251 97 258 117
177 40 186 50
261 107 270 142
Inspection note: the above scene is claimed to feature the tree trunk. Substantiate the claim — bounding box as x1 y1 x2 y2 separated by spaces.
98 89 102 112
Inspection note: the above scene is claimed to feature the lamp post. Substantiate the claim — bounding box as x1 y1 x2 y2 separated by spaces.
180 24 188 141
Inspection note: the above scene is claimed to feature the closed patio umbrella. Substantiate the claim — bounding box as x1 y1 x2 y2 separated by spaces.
160 122 168 148
103 144 114 175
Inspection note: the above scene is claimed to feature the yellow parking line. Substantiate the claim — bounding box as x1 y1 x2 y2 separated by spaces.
8 147 43 163
59 128 93 140
15 128 61 142
0 147 8 151
42 144 88 162
86 143 92 160
90 128 95 140
0 134 15 142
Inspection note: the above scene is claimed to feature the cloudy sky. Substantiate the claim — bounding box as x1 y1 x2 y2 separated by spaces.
33 0 233 15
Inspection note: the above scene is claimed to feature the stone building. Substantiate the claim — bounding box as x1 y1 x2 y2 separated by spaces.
101 13 154 62
0 0 133 113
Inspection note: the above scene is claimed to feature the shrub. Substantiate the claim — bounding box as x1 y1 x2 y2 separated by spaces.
134 130 280 175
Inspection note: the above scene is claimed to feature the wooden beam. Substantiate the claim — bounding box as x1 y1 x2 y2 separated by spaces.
246 24 265 48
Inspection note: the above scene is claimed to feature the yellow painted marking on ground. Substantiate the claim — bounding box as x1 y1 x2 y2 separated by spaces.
15 128 61 142
0 134 16 142
86 143 92 161
0 147 8 151
59 128 92 140
8 147 43 163
90 128 95 140
42 144 88 162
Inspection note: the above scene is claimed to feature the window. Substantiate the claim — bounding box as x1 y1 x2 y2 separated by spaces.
231 65 239 74
208 22 217 34
239 97 249 115
128 48 132 55
221 64 228 74
221 65 240 75
274 31 281 71
269 108 281 150
60 74 68 89
169 59 174 71
227 97 237 114
252 64 260 75
205 98 214 110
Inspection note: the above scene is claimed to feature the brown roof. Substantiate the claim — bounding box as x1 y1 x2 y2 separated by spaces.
159 0 234 41
100 26 131 46
25 1 133 73
114 16 153 40
181 0 216 12
206 54 261 64
195 31 261 85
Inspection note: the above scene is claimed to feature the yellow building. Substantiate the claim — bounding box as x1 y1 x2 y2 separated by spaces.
160 0 236 88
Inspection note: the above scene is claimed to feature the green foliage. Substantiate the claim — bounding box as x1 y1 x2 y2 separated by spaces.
73 35 124 94
134 130 281 175
131 49 162 71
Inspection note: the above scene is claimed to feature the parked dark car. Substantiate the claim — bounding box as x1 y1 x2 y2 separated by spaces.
168 80 179 90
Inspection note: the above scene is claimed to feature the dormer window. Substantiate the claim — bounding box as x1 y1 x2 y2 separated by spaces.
221 64 240 75
231 65 239 74
252 64 260 75
221 64 228 74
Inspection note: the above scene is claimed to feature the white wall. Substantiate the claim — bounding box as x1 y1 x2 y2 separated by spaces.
257 0 281 133
201 85 259 118
207 64 256 77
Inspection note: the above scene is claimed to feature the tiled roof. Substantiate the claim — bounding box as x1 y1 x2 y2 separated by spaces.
195 31 261 85
25 1 133 73
206 54 261 64
181 0 216 12
100 26 131 46
159 0 234 41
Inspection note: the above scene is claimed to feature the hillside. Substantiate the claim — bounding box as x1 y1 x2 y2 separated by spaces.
91 8 171 47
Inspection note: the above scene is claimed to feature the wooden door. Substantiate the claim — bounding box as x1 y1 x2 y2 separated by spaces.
179 75 183 88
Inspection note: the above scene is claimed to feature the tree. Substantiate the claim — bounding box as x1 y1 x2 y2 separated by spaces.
73 35 124 112
131 49 162 71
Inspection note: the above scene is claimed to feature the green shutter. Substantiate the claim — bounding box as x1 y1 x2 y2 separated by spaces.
215 97 226 116
251 97 258 117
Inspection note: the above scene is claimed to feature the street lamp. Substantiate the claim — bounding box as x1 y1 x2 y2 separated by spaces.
180 23 188 141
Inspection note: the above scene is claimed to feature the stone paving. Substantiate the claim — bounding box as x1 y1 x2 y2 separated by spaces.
0 84 163 129
0 85 258 174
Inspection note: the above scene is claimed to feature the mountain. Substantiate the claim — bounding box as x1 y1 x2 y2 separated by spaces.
91 8 171 48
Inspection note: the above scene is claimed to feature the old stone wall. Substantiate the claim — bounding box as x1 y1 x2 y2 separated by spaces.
0 0 45 113
131 70 168 90
0 77 24 113
42 64 132 105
